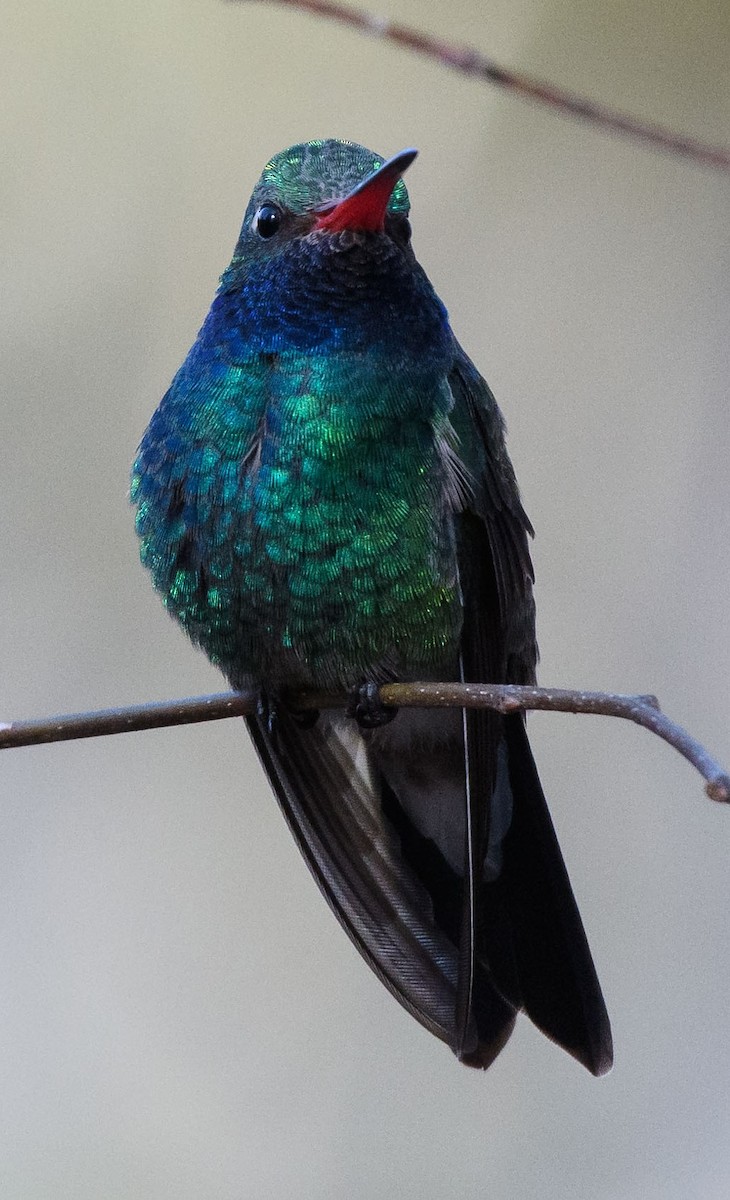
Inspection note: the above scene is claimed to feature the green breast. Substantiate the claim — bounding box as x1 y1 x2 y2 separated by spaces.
134 348 462 689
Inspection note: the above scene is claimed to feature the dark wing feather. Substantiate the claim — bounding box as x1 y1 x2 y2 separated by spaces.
246 709 482 1051
501 713 614 1074
449 340 613 1075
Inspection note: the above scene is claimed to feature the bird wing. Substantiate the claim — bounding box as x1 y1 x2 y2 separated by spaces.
448 340 613 1075
246 708 505 1055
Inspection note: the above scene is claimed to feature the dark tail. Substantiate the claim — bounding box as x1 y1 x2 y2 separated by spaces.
478 713 613 1075
245 705 611 1074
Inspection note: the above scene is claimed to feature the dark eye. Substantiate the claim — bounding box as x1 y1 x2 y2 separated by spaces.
254 204 282 239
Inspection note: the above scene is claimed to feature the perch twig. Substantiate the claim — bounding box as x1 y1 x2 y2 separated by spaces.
231 0 730 171
1 683 727 803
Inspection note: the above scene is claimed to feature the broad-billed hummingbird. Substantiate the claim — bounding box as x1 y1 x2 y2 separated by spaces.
132 140 612 1073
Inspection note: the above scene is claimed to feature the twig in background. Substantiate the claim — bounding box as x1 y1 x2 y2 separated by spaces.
230 0 730 171
1 683 728 804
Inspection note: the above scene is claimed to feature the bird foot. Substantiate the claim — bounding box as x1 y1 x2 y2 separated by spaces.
256 690 320 735
256 690 279 738
347 681 398 729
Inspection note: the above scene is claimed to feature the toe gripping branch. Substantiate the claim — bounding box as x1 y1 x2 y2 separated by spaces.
258 691 320 738
347 681 399 730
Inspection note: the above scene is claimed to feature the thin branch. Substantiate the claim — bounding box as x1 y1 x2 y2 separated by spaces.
230 0 730 172
1 684 728 804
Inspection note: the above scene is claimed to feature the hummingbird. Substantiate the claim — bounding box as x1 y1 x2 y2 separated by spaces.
132 139 612 1074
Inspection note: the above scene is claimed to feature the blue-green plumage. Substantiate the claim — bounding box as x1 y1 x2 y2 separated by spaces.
133 140 612 1073
133 145 458 688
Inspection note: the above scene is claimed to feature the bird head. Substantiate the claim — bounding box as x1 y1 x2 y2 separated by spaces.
226 140 417 272
215 140 447 356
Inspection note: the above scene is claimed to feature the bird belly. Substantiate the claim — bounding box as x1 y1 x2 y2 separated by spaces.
134 351 463 692
236 443 462 690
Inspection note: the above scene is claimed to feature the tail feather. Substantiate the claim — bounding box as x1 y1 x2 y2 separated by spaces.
496 714 613 1075
245 704 611 1074
246 710 477 1048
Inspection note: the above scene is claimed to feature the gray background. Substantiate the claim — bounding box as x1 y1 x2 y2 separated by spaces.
2 0 729 1196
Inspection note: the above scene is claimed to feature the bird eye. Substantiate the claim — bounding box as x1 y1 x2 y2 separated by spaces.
254 204 282 239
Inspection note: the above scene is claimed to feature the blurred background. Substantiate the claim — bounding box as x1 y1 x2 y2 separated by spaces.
1 0 729 1196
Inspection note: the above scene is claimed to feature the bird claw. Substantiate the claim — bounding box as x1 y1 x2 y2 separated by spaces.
256 691 279 739
347 681 398 729
257 690 320 734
